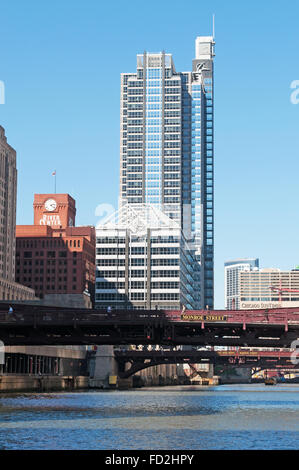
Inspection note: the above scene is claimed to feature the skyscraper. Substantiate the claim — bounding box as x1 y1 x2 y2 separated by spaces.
0 125 17 282
224 258 259 309
119 36 215 308
95 204 198 310
0 126 35 300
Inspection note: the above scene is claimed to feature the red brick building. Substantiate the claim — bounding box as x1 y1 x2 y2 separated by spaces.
16 194 95 304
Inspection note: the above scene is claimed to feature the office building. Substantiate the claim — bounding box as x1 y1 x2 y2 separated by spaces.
0 126 17 281
224 258 259 309
16 194 95 306
119 36 215 308
95 203 199 310
0 126 35 301
240 267 299 309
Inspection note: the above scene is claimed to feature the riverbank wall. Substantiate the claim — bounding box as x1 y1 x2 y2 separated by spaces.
0 345 90 393
0 374 89 392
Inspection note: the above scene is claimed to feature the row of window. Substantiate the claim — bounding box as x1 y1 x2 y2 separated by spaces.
103 235 179 245
95 292 180 301
17 251 78 258
96 281 179 290
16 259 74 266
17 240 81 248
96 246 182 255
96 270 180 278
17 268 71 274
96 258 180 266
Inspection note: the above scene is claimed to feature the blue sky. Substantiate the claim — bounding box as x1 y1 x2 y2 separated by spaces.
0 0 298 308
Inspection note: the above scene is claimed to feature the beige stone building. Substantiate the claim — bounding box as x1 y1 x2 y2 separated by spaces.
239 268 299 309
0 126 35 301
0 126 17 281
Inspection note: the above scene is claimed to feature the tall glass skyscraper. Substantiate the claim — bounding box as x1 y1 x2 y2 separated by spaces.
119 36 215 308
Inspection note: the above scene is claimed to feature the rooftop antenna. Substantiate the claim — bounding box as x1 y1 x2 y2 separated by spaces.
212 13 215 39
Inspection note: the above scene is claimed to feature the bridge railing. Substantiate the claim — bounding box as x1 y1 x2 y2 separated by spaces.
0 308 299 327
0 309 167 325
172 309 299 327
113 348 296 361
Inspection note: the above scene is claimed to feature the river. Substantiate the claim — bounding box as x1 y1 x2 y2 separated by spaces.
0 384 298 450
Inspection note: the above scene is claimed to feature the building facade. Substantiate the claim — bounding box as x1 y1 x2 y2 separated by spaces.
119 36 215 308
0 126 35 301
16 194 95 305
0 133 90 389
0 126 17 283
95 204 199 310
239 267 299 310
224 258 259 309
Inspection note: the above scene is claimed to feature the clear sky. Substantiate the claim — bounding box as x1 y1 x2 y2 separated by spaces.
0 0 298 308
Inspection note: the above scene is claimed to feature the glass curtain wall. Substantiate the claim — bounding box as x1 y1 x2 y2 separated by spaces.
145 66 162 206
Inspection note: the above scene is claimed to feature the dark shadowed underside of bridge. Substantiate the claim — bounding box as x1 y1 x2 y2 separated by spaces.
114 349 299 378
0 303 299 348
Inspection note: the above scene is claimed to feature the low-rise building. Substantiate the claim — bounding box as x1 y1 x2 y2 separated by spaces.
16 194 95 306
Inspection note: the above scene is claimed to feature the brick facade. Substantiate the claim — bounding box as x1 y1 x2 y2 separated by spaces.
16 194 95 304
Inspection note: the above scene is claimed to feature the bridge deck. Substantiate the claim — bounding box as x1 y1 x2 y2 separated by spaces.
0 305 299 346
1 305 299 325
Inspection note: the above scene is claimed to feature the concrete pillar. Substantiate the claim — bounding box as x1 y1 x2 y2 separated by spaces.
219 366 251 384
89 346 118 389
207 364 214 378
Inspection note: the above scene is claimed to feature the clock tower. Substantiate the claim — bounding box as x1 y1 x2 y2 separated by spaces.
33 194 76 228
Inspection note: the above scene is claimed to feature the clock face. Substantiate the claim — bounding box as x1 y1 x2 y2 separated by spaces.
45 198 57 212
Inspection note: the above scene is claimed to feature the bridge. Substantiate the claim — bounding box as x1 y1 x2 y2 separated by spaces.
114 348 299 378
0 303 299 348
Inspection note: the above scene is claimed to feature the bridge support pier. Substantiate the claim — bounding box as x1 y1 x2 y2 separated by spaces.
89 346 119 389
208 364 214 378
217 366 252 384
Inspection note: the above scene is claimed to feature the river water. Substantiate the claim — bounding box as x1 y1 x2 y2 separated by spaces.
0 384 298 450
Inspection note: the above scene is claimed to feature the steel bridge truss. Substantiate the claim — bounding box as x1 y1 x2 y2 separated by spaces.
114 349 299 378
0 305 299 348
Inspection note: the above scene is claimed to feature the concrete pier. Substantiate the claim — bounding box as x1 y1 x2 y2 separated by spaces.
89 346 219 389
89 345 118 389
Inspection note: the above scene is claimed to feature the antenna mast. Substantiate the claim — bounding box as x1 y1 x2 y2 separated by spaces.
212 14 215 38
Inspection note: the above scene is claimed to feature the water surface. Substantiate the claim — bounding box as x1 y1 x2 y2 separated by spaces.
0 384 298 449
